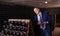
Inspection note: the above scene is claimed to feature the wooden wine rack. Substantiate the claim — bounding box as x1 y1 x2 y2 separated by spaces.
1 19 31 36
8 19 31 36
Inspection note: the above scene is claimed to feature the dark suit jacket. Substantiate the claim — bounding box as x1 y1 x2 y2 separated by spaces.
32 12 52 36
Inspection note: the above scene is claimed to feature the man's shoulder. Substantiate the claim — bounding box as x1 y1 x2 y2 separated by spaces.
41 11 48 15
41 11 47 14
34 14 37 17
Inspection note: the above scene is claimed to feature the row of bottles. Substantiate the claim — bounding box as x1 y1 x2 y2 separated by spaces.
0 20 29 36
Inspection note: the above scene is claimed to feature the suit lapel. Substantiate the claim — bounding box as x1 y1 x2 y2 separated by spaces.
41 12 44 21
42 12 47 21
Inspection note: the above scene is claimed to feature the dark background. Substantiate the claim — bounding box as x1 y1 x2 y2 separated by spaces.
0 4 34 19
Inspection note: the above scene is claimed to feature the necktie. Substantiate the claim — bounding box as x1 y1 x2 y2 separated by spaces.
39 14 46 30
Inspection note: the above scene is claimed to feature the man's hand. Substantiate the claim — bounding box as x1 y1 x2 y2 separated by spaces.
43 21 48 24
37 21 48 25
37 21 42 25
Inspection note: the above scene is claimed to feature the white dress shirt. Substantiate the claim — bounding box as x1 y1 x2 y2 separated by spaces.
37 12 46 30
37 12 42 22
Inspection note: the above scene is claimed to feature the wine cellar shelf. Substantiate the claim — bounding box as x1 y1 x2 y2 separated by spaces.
0 19 31 36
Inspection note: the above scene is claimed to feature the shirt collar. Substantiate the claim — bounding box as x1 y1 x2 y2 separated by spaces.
37 12 41 15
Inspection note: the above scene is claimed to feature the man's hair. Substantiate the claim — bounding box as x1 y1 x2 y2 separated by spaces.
33 7 40 10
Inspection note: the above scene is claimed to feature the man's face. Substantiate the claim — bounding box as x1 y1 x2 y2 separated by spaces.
33 8 40 14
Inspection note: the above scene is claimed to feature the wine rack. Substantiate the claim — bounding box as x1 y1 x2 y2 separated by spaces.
0 19 30 36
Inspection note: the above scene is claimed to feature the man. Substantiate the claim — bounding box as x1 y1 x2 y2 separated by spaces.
32 7 52 36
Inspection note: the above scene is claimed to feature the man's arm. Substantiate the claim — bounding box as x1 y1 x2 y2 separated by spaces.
43 15 52 24
42 14 52 24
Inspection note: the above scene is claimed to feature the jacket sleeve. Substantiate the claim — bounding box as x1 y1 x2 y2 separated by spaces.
47 15 55 31
47 15 52 23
